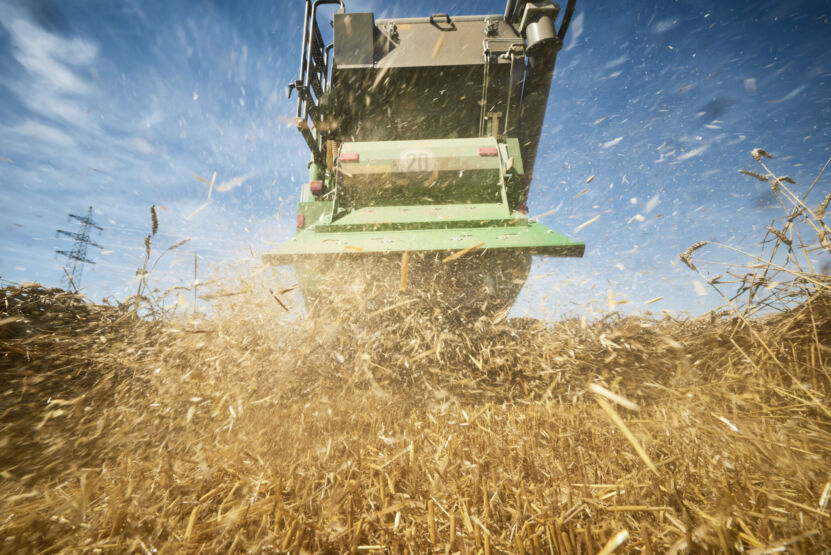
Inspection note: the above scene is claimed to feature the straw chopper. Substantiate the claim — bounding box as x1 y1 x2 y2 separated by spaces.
265 0 584 318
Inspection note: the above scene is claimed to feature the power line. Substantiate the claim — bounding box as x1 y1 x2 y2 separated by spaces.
55 206 103 292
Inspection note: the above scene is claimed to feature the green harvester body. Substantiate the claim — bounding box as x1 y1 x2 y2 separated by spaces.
265 0 582 314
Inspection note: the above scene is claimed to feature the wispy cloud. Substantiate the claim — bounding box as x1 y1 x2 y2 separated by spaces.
7 18 97 94
132 137 155 154
565 12 583 52
9 120 76 148
3 15 99 134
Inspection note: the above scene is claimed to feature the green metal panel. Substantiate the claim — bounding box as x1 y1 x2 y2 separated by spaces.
298 200 334 227
264 220 584 265
336 137 506 208
504 138 525 176
338 137 501 173
316 203 514 232
269 134 585 268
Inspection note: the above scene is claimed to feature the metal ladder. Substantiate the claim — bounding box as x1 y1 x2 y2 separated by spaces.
288 0 343 164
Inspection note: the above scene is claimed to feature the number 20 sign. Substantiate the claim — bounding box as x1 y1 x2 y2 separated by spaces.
397 149 436 173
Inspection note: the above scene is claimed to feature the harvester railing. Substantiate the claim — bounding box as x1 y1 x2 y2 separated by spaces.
289 0 343 164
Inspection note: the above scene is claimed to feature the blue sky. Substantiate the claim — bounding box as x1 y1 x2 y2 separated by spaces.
1 0 829 318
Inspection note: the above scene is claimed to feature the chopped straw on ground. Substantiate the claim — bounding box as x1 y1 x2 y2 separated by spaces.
1 151 829 553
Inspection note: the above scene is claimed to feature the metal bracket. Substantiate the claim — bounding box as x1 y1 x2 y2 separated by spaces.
482 37 524 58
484 17 499 36
519 2 559 33
287 79 304 99
383 21 398 41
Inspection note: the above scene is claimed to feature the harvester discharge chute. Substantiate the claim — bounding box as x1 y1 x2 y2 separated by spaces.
265 0 583 319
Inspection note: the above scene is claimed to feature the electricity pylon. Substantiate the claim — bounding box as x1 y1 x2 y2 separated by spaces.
56 206 103 292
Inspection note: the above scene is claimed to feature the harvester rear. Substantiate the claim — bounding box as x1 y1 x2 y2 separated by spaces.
265 0 583 321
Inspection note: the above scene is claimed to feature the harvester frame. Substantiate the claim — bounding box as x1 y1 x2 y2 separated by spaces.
265 0 583 316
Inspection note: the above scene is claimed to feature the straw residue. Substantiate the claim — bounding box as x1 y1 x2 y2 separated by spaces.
1 276 829 552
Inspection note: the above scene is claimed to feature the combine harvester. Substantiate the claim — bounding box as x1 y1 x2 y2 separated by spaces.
265 0 583 320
